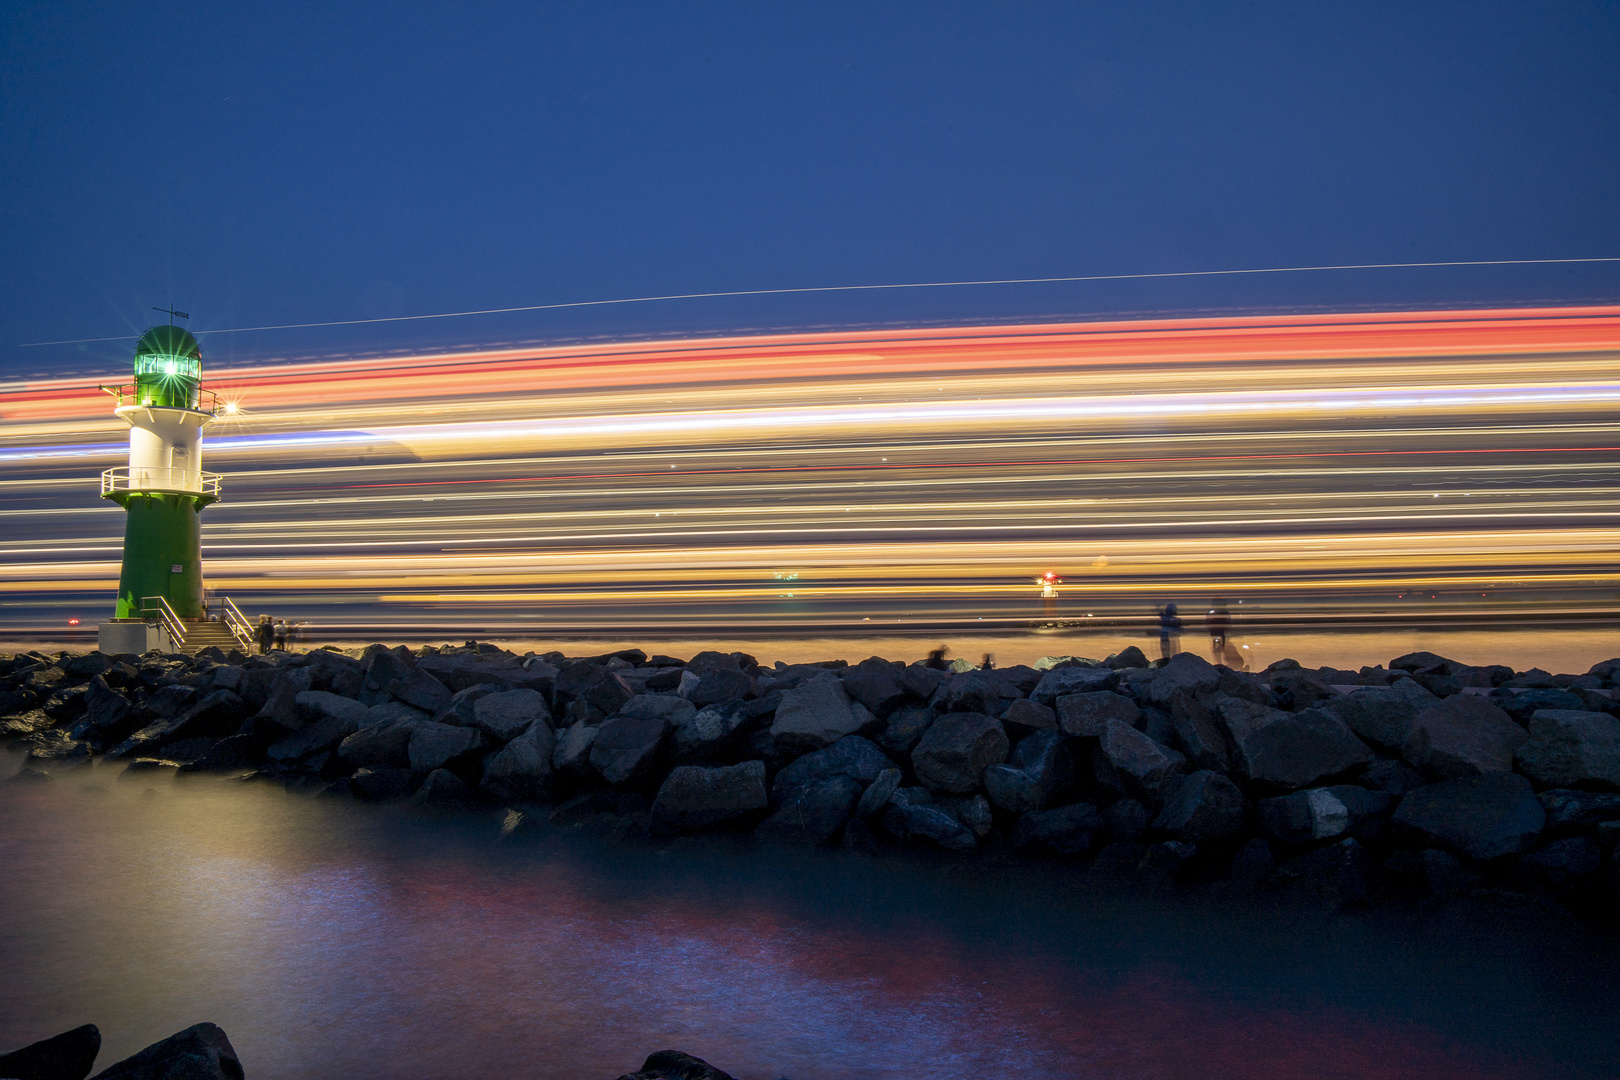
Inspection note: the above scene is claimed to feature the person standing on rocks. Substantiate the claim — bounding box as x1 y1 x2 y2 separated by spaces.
1157 603 1182 660
1206 599 1232 663
256 615 274 655
273 618 288 652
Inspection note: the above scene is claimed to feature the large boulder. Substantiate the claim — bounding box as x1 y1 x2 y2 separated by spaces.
772 735 894 805
1030 664 1119 705
755 776 862 844
671 700 760 762
1167 693 1232 773
109 690 251 759
617 1049 740 1080
1322 683 1436 751
87 1022 241 1080
1518 836 1602 890
1094 719 1184 800
1009 802 1106 855
855 767 902 818
652 761 769 830
882 802 978 852
295 690 368 725
686 668 757 707
337 718 420 768
589 714 668 786
555 661 635 715
431 683 503 727
358 647 413 706
1515 709 1620 790
1257 786 1393 844
472 688 550 742
359 701 430 730
1537 788 1620 836
770 673 869 753
942 669 1023 715
1002 698 1057 734
841 657 909 716
77 675 133 745
1493 688 1587 725
911 712 1008 793
620 693 698 727
407 721 483 772
551 720 600 777
1392 773 1545 860
267 712 359 764
0 1023 101 1080
1220 702 1372 790
1401 696 1526 779
1055 691 1139 737
386 668 452 715
877 705 935 756
1152 770 1246 843
1142 653 1221 707
983 730 1071 813
480 722 559 801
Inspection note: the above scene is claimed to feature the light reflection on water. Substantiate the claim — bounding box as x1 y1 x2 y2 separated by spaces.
0 759 1614 1080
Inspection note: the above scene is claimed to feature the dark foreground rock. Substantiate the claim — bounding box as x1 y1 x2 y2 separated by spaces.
616 1050 740 1080
0 1023 238 1080
0 1024 101 1080
6 642 1620 923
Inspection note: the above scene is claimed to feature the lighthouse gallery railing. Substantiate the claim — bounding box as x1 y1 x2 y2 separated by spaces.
102 467 222 499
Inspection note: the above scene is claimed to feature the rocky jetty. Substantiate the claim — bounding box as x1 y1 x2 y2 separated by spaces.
5 642 1620 917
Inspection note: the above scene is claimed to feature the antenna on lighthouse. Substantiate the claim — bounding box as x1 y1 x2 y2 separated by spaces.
152 306 190 325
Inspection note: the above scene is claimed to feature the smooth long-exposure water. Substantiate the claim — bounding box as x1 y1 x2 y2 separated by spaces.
1 759 1615 1079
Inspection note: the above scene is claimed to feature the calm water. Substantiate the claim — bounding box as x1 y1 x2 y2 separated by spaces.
0 758 1615 1080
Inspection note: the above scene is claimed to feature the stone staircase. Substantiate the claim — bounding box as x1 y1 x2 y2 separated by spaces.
182 618 251 655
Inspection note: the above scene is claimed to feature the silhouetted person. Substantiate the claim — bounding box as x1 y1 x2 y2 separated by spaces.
1157 603 1182 660
925 646 950 670
273 618 288 651
1206 599 1232 663
981 652 995 670
256 615 273 655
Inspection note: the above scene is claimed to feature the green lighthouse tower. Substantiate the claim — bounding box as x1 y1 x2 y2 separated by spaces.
97 315 243 654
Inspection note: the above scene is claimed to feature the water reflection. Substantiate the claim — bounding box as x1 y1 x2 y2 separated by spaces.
0 760 1613 1079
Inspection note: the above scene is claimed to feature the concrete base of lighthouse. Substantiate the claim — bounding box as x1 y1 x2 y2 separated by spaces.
97 619 174 655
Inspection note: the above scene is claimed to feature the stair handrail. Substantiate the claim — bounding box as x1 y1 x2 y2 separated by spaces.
138 595 186 650
218 596 255 652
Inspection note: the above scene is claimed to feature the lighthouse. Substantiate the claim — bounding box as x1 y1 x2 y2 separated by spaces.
97 312 244 654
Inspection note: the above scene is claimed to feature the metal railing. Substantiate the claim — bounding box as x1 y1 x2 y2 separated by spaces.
101 384 221 415
101 467 221 499
139 596 186 650
218 596 255 653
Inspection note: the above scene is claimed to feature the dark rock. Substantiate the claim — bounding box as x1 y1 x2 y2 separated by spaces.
1152 770 1246 843
773 735 893 804
1001 697 1056 734
1517 837 1601 890
1103 797 1149 841
358 701 430 730
1515 709 1620 789
1030 663 1118 705
1143 652 1221 706
471 688 550 741
20 730 92 770
0 1023 100 1080
877 705 935 756
622 693 699 727
841 657 909 715
617 1048 739 1080
1106 646 1150 669
1258 785 1391 844
1390 651 1458 675
431 683 503 727
1392 773 1545 860
337 718 420 768
87 1022 242 1080
183 733 259 772
1230 837 1275 882
770 673 870 753
267 713 360 764
687 669 757 707
295 690 368 725
481 722 559 801
246 666 312 739
883 802 978 851
1055 691 1139 737
1359 759 1428 796
942 668 1023 715
1402 696 1527 778
589 714 668 786
1010 801 1105 854
670 701 755 762
898 663 948 701
1138 840 1200 885
109 690 251 759
359 647 413 705
756 776 861 844
1167 692 1232 772
413 767 476 807
1221 702 1373 791
1493 688 1585 724
1094 719 1184 801
1537 788 1620 835
551 720 599 777
351 766 420 801
386 668 452 715
1273 837 1370 904
652 760 769 830
1322 684 1435 751
555 661 635 715
1588 657 1620 685
983 729 1071 813
911 712 1008 794
408 721 483 772
855 767 902 817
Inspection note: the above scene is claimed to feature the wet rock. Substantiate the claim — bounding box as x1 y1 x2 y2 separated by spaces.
1536 788 1620 837
1001 697 1056 734
983 729 1071 813
652 760 769 830
617 1049 739 1080
1030 664 1119 706
110 690 251 759
756 775 861 844
840 657 909 716
1323 684 1435 752
1152 770 1246 843
1221 702 1373 791
1402 696 1527 778
1143 652 1221 707
883 801 979 851
1514 709 1620 789
1392 772 1545 860
1167 692 1232 773
1104 797 1150 841
480 721 559 801
183 733 260 772
351 766 420 801
552 720 600 777
877 705 935 756
589 714 668 786
408 721 484 772
1518 837 1601 890
338 718 420 768
76 676 133 744
1094 719 1184 801
413 767 476 807
0 1022 100 1080
1055 691 1139 737
1010 802 1105 854
268 713 360 764
911 712 1008 794
855 767 902 817
87 1022 242 1080
770 673 868 753
472 688 550 742
1273 837 1370 905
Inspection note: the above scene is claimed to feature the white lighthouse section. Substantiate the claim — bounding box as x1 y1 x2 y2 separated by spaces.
116 403 213 494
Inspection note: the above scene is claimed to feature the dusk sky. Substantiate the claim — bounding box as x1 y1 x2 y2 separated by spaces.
4 2 1619 373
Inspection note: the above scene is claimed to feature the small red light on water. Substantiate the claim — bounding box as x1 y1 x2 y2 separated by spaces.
67 618 80 626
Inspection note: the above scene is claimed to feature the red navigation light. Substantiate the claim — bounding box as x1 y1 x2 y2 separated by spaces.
67 617 80 626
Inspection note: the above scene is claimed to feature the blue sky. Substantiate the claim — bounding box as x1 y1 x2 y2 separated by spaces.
3 2 1618 374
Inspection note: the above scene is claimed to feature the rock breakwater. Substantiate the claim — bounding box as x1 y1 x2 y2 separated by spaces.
5 642 1620 918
